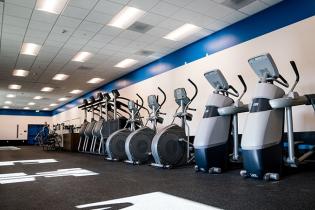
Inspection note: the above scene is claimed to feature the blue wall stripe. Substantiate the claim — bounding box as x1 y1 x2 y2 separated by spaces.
48 0 315 115
0 109 52 117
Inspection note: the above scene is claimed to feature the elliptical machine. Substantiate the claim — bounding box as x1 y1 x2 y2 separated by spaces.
125 87 167 165
106 94 145 161
240 53 315 181
151 79 198 168
194 70 248 173
78 99 89 152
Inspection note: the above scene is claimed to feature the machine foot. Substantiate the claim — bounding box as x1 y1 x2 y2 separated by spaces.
209 167 221 174
240 170 248 178
263 173 280 181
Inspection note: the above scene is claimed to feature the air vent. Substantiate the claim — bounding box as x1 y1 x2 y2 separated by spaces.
127 22 154 34
221 0 255 10
136 50 155 56
77 66 94 70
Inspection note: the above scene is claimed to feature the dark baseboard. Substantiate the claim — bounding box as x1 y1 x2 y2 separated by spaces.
0 140 29 146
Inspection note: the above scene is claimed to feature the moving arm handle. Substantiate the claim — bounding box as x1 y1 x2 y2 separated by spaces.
237 75 247 100
275 74 289 88
228 85 239 97
188 79 198 102
158 87 167 107
289 61 300 92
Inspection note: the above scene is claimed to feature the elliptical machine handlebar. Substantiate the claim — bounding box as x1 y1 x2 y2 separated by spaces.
289 61 300 92
274 74 289 88
158 87 167 107
237 75 247 101
188 79 198 102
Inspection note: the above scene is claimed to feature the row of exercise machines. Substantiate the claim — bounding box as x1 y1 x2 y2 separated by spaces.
77 53 315 181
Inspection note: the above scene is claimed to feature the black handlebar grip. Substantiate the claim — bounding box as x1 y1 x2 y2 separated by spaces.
237 75 247 93
290 61 300 83
188 108 197 111
187 78 198 102
229 85 239 95
158 87 167 107
112 89 120 97
278 74 289 86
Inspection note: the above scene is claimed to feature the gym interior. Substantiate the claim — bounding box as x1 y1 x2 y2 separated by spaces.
1 0 315 209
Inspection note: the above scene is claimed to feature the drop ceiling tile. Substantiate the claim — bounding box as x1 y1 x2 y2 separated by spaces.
28 20 54 32
2 24 27 35
91 33 114 43
3 15 29 28
239 0 268 15
51 25 75 35
172 8 203 23
223 10 248 24
146 26 169 38
4 3 33 19
94 0 124 15
110 37 133 47
62 6 90 20
16 55 36 68
24 35 47 44
204 18 229 31
86 10 112 24
31 10 59 24
158 18 185 30
135 33 159 44
85 40 108 49
6 0 36 9
1 32 24 42
117 30 142 41
68 0 98 10
260 0 282 6
108 0 129 4
77 21 103 33
56 16 82 29
72 29 96 40
46 33 70 43
140 13 168 26
162 0 192 7
128 0 160 11
150 1 181 17
98 25 122 36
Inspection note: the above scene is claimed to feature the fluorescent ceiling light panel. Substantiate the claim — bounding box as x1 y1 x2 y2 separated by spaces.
13 69 29 77
35 0 68 14
6 94 16 98
3 106 10 109
108 6 145 29
28 102 36 106
4 101 12 105
49 103 58 107
43 108 49 111
8 84 21 90
36 110 40 112
41 87 54 92
164 23 202 41
114 59 138 68
33 96 43 100
20 43 41 56
70 89 82 94
87 78 104 84
72 52 93 62
24 107 30 110
58 97 68 102
52 74 69 81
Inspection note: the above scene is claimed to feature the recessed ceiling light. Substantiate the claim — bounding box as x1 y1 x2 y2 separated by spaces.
6 94 16 98
108 6 145 29
35 0 68 14
28 102 36 106
70 89 83 94
49 103 58 107
24 107 30 110
33 96 43 100
58 97 68 102
4 101 12 105
36 110 40 112
20 43 41 56
72 52 93 62
13 69 30 77
3 106 10 109
41 87 54 92
87 78 104 84
52 73 69 81
114 58 138 68
8 84 22 90
43 108 49 111
163 23 202 41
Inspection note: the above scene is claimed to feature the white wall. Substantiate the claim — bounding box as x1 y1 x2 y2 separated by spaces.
0 115 52 140
53 16 315 134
